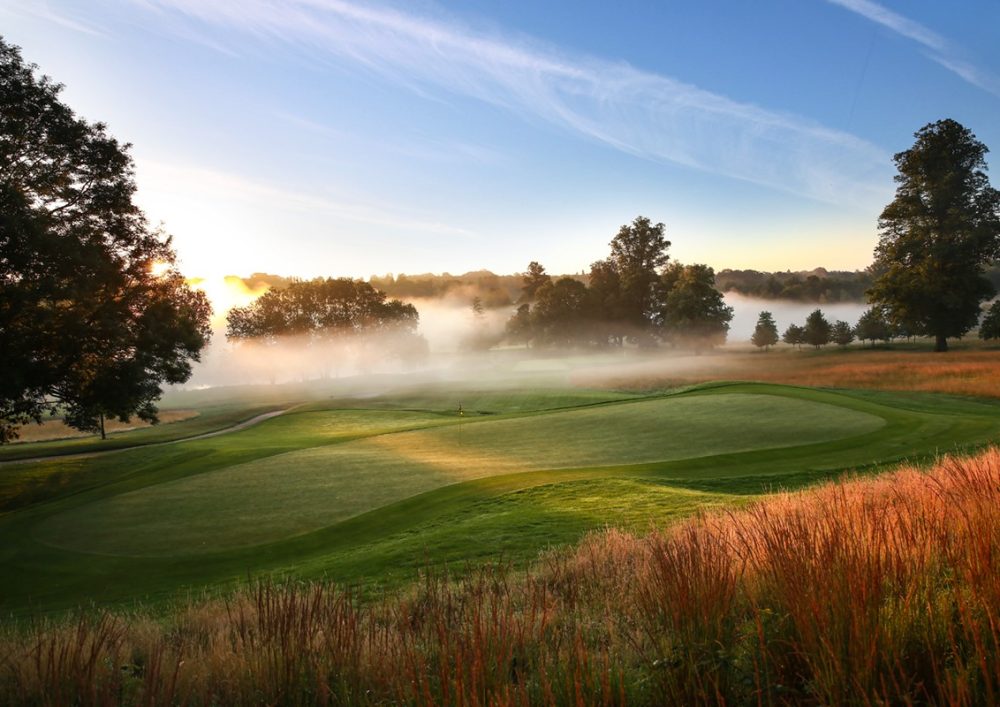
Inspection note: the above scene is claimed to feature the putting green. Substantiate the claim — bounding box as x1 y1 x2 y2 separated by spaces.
34 393 883 556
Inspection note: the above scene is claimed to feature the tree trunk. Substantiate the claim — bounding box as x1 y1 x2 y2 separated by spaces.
99 412 106 440
934 334 948 352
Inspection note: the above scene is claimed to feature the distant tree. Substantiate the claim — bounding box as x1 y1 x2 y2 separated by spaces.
868 119 1000 352
0 38 212 442
505 303 533 346
657 263 733 350
520 261 551 303
587 258 627 346
607 216 670 333
782 324 805 349
531 278 591 347
980 301 1000 341
854 307 891 348
831 320 855 347
751 311 779 351
471 296 485 319
803 309 832 348
226 278 418 342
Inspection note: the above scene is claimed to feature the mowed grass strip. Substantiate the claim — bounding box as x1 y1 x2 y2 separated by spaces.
33 393 883 556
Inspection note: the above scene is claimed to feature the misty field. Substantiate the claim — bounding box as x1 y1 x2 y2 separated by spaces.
4 380 1000 616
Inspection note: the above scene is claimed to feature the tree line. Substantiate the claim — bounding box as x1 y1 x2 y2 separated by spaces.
505 217 734 350
717 268 873 303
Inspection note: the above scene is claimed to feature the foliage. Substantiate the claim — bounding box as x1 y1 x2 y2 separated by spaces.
607 215 670 332
530 277 592 347
226 277 417 343
716 267 873 302
981 301 1000 340
803 308 831 347
519 260 551 303
370 269 520 308
782 323 804 348
0 38 211 442
657 263 733 349
854 307 891 347
868 119 1000 352
505 303 532 345
751 311 779 350
831 319 855 346
587 257 629 345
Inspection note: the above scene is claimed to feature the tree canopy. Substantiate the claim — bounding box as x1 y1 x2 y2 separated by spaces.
854 307 891 347
0 37 212 442
751 311 779 351
868 119 1000 352
657 263 733 349
607 215 670 332
980 302 1000 341
226 278 418 343
803 309 832 348
504 217 730 350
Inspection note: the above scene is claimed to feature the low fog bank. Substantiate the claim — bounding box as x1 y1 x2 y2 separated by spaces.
170 295 868 398
725 294 868 341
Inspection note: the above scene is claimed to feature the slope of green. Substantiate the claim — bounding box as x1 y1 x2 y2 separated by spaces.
2 382 1000 615
33 394 881 556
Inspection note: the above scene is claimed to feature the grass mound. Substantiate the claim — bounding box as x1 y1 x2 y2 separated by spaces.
5 448 1000 705
33 392 881 556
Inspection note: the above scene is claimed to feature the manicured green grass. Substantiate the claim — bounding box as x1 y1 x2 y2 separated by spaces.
3 381 1000 615
33 393 881 556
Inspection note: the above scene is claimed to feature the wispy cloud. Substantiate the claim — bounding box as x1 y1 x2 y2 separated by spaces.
127 0 890 206
825 0 1000 97
2 0 106 37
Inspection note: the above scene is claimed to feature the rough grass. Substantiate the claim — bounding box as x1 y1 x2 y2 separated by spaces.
32 393 881 556
9 410 201 444
586 346 1000 399
3 383 1000 614
5 448 1000 705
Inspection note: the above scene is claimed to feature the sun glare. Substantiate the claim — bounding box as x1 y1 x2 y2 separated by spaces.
188 275 269 324
150 260 171 277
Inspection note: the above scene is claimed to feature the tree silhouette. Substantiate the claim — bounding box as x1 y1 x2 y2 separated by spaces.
0 38 211 442
979 302 1000 341
803 309 832 348
751 311 779 351
868 119 1000 352
657 263 733 350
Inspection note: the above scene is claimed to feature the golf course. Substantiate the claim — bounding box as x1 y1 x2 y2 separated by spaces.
5 378 1000 615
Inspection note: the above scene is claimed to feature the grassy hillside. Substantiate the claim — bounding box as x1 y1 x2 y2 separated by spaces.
4 381 1000 615
5 448 1000 705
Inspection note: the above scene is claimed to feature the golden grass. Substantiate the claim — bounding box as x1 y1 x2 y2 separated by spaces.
5 448 1000 704
583 348 1000 399
11 410 199 444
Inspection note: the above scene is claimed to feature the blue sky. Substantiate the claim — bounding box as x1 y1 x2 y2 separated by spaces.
3 0 999 280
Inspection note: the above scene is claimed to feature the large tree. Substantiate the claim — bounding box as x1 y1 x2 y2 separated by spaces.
530 277 591 347
868 119 1000 352
1 38 211 442
607 216 670 333
657 263 733 350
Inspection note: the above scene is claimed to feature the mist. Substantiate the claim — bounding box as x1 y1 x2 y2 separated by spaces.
725 294 868 341
172 294 871 398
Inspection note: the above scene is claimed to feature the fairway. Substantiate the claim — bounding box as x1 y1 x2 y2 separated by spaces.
4 381 1000 614
33 393 882 556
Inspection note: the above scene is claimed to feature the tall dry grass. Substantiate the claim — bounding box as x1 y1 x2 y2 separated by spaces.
584 348 1000 399
5 449 1000 704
